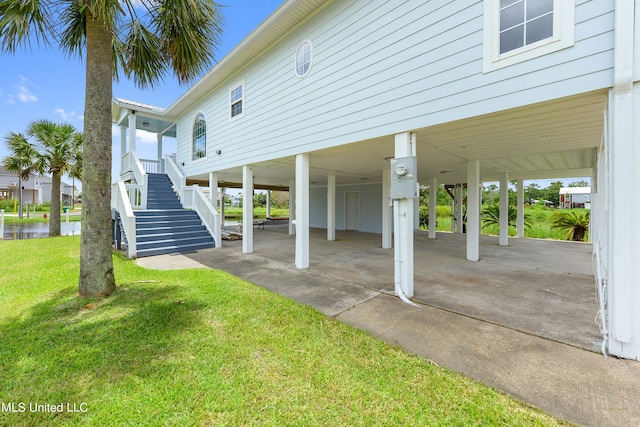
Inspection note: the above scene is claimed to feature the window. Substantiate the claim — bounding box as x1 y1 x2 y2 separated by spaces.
192 113 206 160
295 41 313 77
483 0 575 72
230 82 244 119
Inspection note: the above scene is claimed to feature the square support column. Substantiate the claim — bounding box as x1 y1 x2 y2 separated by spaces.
289 179 295 235
157 133 163 162
382 168 392 249
295 154 310 269
209 172 218 208
266 191 271 219
242 165 253 254
128 113 137 153
209 172 221 249
455 184 464 233
499 172 509 246
428 176 437 239
516 179 525 238
466 160 480 261
393 132 416 298
120 124 127 156
327 174 336 241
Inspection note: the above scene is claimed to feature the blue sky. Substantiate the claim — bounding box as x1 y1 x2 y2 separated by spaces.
0 1 284 188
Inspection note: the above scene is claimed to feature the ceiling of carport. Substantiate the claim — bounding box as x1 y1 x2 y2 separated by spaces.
198 90 607 189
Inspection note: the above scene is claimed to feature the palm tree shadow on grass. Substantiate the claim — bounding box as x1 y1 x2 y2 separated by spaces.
0 284 206 425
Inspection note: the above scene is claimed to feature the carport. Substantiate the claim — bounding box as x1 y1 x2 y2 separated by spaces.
186 224 601 353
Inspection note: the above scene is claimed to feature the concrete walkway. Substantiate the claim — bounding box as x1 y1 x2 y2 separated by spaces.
136 227 640 426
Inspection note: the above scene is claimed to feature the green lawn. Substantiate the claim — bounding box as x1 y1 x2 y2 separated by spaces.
0 237 567 426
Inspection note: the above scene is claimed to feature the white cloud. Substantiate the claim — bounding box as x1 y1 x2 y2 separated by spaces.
17 85 37 103
54 108 79 121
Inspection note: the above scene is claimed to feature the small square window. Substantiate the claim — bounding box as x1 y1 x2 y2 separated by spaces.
229 82 244 119
484 0 575 72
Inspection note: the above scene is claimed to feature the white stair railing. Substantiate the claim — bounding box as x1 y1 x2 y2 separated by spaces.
191 184 222 248
165 154 186 197
129 151 148 209
112 181 137 258
165 155 221 248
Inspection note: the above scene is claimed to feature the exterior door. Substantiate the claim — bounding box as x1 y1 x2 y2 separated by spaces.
345 191 360 230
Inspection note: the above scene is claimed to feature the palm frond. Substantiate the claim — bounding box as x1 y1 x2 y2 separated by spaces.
0 0 54 52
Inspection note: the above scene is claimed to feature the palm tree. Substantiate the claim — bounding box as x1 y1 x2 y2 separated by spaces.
550 210 590 241
2 120 83 235
29 120 83 236
1 1 224 297
2 132 39 219
481 203 531 232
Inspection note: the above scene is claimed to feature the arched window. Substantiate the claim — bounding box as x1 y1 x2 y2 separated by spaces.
192 113 206 160
295 41 313 77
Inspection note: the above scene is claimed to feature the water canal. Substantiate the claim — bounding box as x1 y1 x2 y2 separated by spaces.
1 222 82 240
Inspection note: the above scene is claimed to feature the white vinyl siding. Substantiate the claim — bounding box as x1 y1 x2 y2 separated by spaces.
175 0 613 178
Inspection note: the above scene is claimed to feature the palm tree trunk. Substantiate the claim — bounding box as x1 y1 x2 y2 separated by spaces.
78 13 116 297
49 172 61 236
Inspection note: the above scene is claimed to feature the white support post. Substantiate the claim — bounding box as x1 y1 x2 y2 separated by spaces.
128 112 137 153
120 124 127 177
220 187 226 226
455 184 464 233
120 124 127 156
266 190 271 218
327 174 336 241
499 172 509 246
0 209 4 240
607 0 640 359
295 154 310 269
466 160 480 261
289 179 296 235
516 179 525 238
382 168 392 249
428 176 437 239
209 172 218 208
393 132 415 298
242 166 253 253
157 134 163 172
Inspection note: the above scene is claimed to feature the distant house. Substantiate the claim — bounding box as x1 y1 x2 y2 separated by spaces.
40 175 78 206
559 187 591 209
0 167 77 206
0 166 44 205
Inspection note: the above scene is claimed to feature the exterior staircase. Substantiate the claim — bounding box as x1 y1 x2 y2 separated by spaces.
133 173 215 257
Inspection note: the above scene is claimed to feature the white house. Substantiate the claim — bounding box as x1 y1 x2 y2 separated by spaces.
560 187 591 209
112 0 640 360
0 166 44 205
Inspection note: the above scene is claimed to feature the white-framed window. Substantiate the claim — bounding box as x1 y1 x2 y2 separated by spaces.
229 81 244 120
483 0 575 72
295 41 313 77
192 113 206 160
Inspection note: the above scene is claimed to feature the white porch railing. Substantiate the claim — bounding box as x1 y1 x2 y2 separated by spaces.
140 158 164 174
165 155 221 248
112 181 137 258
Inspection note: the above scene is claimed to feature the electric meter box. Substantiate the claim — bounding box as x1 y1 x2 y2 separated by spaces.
390 157 418 199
